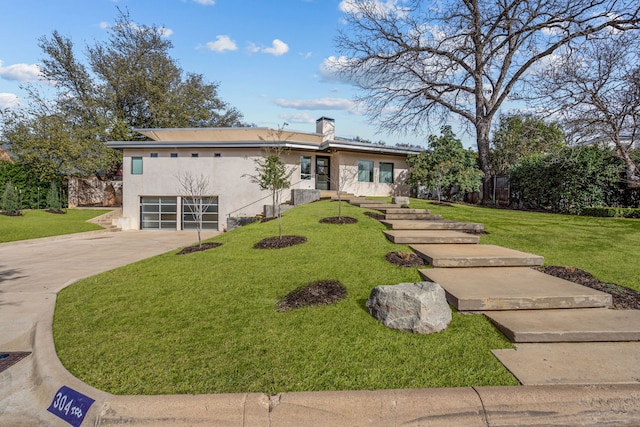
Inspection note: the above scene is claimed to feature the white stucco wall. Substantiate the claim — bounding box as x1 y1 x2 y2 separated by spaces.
119 148 410 231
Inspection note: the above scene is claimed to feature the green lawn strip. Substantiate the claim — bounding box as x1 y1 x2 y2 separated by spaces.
54 200 517 395
0 209 110 243
408 199 640 292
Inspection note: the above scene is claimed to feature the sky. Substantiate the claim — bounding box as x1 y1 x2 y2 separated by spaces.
0 0 474 148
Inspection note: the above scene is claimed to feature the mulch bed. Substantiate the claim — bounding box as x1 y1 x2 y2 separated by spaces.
254 235 307 249
277 280 347 312
319 216 358 224
0 211 22 217
45 209 66 214
429 201 453 207
385 251 425 267
177 242 223 255
364 211 385 221
537 266 640 310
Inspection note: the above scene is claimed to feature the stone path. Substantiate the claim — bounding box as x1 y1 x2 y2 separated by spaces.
362 200 640 386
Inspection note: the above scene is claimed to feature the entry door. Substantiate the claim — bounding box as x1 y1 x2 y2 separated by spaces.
316 156 330 190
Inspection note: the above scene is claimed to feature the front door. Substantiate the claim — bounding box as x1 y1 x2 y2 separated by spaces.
315 156 331 190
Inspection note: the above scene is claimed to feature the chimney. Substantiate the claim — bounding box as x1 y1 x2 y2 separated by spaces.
316 117 335 142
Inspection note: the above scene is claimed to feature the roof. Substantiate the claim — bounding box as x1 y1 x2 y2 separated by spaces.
107 126 424 157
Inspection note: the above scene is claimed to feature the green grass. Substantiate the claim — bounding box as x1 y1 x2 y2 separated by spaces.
54 200 518 395
0 209 110 243
407 200 640 292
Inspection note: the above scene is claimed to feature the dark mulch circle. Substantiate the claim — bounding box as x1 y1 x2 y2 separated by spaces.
46 209 66 214
364 211 385 221
277 280 347 312
254 235 307 249
319 216 358 224
0 211 22 217
429 201 453 207
385 251 425 267
177 242 223 255
537 266 640 310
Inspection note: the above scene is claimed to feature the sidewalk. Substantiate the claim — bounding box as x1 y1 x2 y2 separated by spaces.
1 229 639 426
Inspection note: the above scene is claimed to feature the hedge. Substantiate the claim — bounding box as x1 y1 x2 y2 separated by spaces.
581 207 640 218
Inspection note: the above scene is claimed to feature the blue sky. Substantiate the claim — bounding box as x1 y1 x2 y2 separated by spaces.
0 0 471 147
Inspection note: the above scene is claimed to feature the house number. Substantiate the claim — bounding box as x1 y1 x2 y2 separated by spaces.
47 386 94 427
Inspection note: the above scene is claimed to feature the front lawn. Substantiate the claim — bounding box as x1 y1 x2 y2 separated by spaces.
0 209 110 243
54 200 518 395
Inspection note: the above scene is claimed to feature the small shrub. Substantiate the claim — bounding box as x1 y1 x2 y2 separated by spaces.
46 182 64 213
581 207 640 218
1 182 21 215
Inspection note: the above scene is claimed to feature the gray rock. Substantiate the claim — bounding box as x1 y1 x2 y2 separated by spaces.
392 196 410 206
366 282 452 334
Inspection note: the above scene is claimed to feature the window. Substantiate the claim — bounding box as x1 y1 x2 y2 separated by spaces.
214 153 221 158
379 162 394 184
170 153 178 158
300 156 312 180
191 153 199 158
131 157 143 175
150 153 158 158
358 160 374 182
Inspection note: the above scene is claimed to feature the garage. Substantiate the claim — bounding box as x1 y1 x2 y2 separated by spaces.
181 197 219 230
140 196 177 230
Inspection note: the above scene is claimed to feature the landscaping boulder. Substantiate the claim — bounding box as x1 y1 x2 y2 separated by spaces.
366 282 451 334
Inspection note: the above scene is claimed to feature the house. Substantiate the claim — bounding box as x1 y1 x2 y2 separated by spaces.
106 117 422 231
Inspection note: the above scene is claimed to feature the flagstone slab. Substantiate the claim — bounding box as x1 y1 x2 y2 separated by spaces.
384 213 444 220
492 342 640 385
411 244 543 267
484 308 640 343
418 267 611 311
384 230 480 244
381 220 484 231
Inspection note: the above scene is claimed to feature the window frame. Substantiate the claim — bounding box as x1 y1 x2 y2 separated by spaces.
357 160 374 183
300 155 312 180
379 162 394 184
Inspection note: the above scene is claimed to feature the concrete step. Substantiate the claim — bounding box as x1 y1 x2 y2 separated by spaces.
375 208 432 214
484 308 640 343
419 267 612 311
381 220 484 231
492 342 640 385
88 208 123 231
357 202 401 209
411 244 543 267
384 213 444 220
384 230 480 244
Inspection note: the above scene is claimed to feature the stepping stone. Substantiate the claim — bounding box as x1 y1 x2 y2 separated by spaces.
484 308 640 343
381 220 484 231
411 244 543 267
384 213 444 220
418 267 611 311
384 230 480 244
492 342 640 385
375 208 433 214
359 203 402 209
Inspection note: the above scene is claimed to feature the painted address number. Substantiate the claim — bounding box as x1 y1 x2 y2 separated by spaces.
47 386 94 427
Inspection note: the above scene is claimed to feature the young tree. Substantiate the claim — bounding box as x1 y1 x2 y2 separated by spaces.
2 182 21 215
245 125 295 238
406 126 483 201
336 160 359 220
46 181 63 212
532 34 640 187
177 172 211 248
491 115 565 175
336 0 640 200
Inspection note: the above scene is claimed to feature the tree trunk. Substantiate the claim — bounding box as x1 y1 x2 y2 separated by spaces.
476 120 493 202
617 145 640 188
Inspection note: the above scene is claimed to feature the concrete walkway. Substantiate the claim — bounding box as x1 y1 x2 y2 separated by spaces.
1 210 640 425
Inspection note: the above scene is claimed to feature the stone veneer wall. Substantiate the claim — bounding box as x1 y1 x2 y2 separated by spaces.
68 177 123 208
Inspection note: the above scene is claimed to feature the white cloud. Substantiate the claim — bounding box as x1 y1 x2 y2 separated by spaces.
206 35 238 53
262 39 289 56
0 60 41 82
278 113 316 124
300 51 313 59
318 55 355 84
339 0 408 18
99 21 110 30
273 97 354 111
0 93 20 109
193 0 215 4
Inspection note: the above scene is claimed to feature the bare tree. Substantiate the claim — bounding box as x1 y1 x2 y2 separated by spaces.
177 172 211 248
533 34 640 187
336 0 640 200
